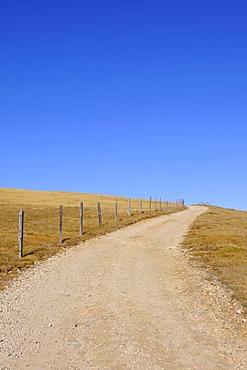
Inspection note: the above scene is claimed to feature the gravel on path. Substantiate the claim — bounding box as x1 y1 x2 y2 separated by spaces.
0 206 246 369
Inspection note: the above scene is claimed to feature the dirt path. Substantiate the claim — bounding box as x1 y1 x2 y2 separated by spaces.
0 206 246 369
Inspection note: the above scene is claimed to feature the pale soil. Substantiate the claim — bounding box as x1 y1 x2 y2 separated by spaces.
0 206 246 370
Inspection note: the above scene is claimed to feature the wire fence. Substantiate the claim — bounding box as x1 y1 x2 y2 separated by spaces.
0 197 185 261
16 197 185 257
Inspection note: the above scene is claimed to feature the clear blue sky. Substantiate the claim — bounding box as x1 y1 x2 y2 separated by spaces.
1 0 247 209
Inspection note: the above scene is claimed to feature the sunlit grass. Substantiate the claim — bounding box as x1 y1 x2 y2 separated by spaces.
182 206 247 313
0 188 185 289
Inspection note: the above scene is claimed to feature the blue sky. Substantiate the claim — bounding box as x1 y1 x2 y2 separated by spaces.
1 0 247 209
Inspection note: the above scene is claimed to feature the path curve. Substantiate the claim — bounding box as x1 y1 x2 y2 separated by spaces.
0 206 246 369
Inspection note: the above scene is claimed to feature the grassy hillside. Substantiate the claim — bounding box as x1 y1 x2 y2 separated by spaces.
183 206 247 314
0 188 184 289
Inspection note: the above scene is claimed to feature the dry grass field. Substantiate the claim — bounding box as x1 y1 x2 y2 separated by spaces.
183 205 247 313
0 188 184 289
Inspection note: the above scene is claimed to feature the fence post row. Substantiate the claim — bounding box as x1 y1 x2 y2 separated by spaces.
18 210 24 258
97 202 102 226
80 202 83 235
17 195 185 257
60 205 63 244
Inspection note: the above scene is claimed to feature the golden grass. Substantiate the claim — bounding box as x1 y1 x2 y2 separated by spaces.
182 205 247 313
0 188 185 289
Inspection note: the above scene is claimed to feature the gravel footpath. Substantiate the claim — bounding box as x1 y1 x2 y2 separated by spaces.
0 206 246 369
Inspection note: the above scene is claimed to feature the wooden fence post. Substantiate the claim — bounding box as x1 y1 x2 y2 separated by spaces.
114 201 118 222
79 202 83 235
60 205 63 244
159 197 162 210
149 196 152 211
18 210 24 258
97 202 102 226
154 197 156 211
127 198 131 216
140 199 142 213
